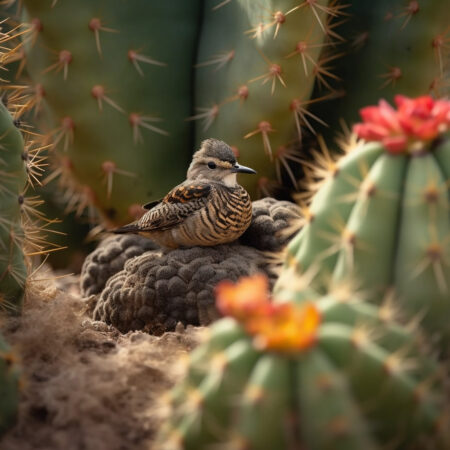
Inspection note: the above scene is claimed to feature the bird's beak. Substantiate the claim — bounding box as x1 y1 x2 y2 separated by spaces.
231 163 257 174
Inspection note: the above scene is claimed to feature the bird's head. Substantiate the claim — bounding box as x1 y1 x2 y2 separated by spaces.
187 139 256 186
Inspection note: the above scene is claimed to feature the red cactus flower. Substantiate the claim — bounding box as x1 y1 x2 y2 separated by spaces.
215 275 321 353
353 95 450 153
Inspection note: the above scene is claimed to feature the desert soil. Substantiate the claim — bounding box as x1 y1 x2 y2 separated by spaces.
0 274 203 450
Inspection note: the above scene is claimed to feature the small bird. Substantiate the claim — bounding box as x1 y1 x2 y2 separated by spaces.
113 139 256 248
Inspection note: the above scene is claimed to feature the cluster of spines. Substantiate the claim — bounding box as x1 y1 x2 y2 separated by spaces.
296 140 449 283
21 17 164 223
353 1 450 93
0 94 29 311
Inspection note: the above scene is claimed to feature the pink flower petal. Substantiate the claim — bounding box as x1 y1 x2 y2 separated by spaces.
353 123 390 140
414 121 440 140
382 135 408 153
355 96 450 151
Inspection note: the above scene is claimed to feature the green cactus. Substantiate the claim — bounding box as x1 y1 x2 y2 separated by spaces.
0 333 20 436
0 101 27 312
157 275 449 449
20 0 202 226
310 0 450 134
194 0 338 197
278 96 450 345
16 0 341 226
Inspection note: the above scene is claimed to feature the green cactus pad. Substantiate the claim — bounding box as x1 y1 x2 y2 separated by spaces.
195 0 335 197
21 0 202 225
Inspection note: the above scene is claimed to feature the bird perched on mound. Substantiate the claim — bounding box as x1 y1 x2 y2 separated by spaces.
114 139 256 248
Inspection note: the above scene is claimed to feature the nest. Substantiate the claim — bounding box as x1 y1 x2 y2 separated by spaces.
81 235 158 297
93 244 273 334
82 198 302 334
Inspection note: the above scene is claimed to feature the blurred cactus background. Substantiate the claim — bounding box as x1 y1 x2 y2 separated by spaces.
0 0 448 449
0 0 448 267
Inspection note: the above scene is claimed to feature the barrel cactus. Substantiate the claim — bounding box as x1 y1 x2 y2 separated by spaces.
157 274 449 449
15 0 343 226
279 95 450 345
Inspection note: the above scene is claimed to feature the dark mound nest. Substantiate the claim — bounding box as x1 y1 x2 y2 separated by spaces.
93 244 273 334
83 198 302 334
81 235 158 297
240 197 302 251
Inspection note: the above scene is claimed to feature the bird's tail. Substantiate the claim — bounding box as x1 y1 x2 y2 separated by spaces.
112 222 140 234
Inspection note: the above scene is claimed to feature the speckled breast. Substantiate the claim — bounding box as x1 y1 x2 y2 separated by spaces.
170 185 252 248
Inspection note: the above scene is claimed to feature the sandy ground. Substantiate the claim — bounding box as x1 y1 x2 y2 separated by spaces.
0 275 203 450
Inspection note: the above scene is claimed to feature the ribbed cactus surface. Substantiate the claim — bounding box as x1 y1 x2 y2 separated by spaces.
21 0 202 225
195 0 336 196
0 101 27 312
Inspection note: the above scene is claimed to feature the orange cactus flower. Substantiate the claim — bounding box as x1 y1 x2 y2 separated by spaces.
353 95 450 153
247 302 321 352
215 274 271 321
215 275 321 353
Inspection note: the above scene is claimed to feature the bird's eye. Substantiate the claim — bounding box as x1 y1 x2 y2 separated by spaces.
207 161 217 169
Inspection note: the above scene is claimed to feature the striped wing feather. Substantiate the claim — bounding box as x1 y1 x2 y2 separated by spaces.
137 183 211 231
